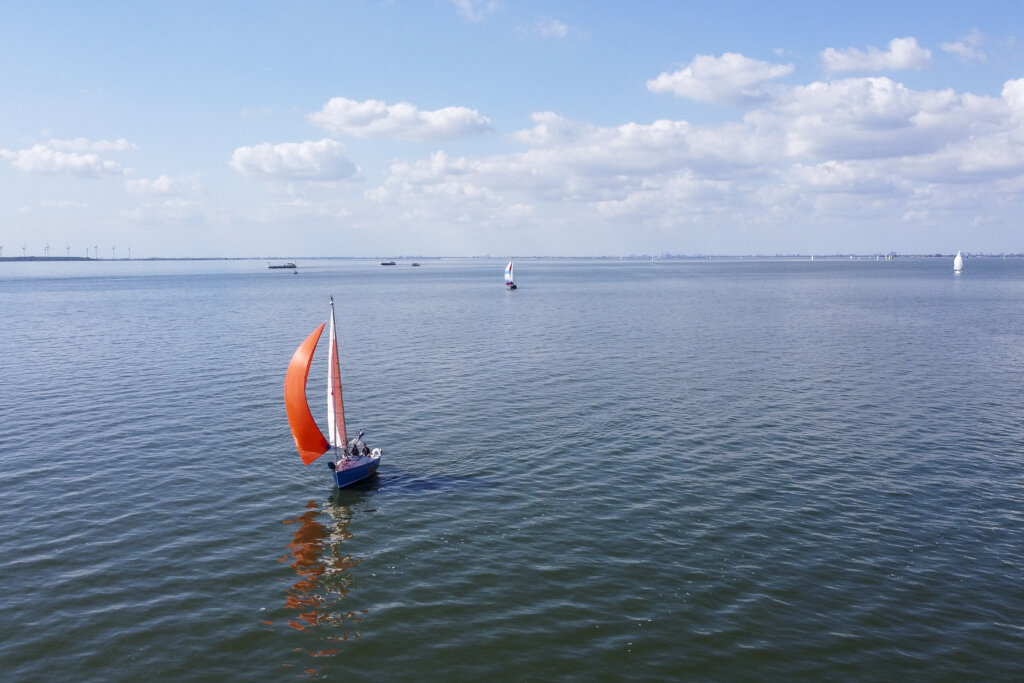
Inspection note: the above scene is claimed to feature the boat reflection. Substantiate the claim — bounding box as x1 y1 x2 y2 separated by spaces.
277 496 367 643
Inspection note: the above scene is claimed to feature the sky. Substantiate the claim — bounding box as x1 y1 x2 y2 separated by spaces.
1 0 1023 258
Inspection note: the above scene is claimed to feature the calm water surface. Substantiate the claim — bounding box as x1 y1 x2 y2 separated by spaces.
1 257 1022 680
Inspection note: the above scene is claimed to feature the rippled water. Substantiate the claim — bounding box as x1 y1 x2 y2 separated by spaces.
1 257 1023 680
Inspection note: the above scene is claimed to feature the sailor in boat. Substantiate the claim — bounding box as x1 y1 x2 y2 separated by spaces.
340 428 368 460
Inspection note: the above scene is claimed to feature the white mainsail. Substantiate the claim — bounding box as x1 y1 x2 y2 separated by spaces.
953 250 964 272
326 297 347 450
505 260 514 285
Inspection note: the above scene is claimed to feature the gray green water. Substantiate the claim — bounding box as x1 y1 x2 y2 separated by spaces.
1 257 1022 680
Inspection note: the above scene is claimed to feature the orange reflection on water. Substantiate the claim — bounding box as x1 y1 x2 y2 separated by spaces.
279 498 364 635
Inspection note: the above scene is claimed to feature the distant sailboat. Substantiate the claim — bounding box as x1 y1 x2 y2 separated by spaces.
285 297 381 488
953 250 964 273
505 260 517 290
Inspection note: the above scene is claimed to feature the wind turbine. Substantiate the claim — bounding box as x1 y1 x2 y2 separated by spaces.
112 245 116 260
66 245 70 257
22 244 27 257
0 245 4 258
44 242 50 257
94 245 98 259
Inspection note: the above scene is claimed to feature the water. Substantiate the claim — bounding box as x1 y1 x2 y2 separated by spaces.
1 257 1022 680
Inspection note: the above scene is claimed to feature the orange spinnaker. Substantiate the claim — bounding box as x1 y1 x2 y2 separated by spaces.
285 322 330 465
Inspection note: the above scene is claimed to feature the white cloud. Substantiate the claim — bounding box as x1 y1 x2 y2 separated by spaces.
647 52 794 105
530 19 569 38
941 29 987 63
1004 78 1024 119
0 139 132 178
123 199 204 225
45 137 138 152
594 172 736 222
229 139 359 181
124 174 201 195
510 112 586 146
40 199 91 208
821 37 932 72
386 116 728 207
772 77 998 161
449 0 501 22
309 97 493 141
781 161 899 195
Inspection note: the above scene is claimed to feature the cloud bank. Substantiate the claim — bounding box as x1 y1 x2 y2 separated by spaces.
19 35 1017 256
363 64 1024 247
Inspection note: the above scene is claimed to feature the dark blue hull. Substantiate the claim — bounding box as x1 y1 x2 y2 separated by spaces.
330 455 381 488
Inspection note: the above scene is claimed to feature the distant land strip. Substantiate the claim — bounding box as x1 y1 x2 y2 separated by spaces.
2 254 1022 262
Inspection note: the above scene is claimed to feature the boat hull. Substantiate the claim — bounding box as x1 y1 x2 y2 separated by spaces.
330 453 381 488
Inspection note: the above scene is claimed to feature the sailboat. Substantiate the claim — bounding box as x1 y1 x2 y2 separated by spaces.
285 297 381 488
505 260 517 290
953 250 964 273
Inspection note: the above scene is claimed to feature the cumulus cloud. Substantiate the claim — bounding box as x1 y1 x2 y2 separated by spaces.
942 29 987 63
765 76 1024 181
647 52 794 105
1004 78 1024 118
821 37 932 72
229 139 359 181
774 77 980 159
309 97 493 141
0 138 134 178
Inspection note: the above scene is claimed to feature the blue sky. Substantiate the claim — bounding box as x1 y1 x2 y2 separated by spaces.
2 0 1022 257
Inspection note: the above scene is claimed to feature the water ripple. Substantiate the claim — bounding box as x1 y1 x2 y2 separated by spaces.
2 259 1024 679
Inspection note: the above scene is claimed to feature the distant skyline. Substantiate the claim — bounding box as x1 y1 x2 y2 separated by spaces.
2 1 1023 258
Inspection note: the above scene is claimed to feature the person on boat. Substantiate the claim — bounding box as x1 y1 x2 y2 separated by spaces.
362 443 371 456
350 443 359 457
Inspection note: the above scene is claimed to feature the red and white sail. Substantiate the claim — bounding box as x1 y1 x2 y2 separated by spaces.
326 298 347 451
284 298 349 465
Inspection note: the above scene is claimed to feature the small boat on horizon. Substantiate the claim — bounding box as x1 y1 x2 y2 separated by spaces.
505 260 518 290
380 261 396 266
284 297 381 488
268 262 297 269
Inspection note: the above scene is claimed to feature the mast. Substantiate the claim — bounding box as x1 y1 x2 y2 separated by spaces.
327 297 347 451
